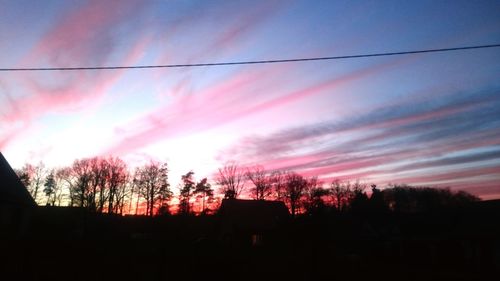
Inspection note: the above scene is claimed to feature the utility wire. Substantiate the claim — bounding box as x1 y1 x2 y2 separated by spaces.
1 43 499 72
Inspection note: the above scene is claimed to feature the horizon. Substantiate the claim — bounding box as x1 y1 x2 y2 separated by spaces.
1 0 499 200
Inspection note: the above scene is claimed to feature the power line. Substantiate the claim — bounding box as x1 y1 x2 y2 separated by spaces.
1 43 499 72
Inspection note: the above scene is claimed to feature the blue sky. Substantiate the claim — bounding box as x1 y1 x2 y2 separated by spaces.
1 0 499 198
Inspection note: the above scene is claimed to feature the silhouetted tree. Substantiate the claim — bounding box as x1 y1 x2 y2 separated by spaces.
15 164 32 190
271 170 287 201
56 167 75 206
302 177 329 214
348 180 368 212
452 190 480 206
368 184 389 214
117 174 132 215
216 162 245 199
382 184 479 213
106 157 128 214
116 176 136 214
132 172 141 215
43 171 56 205
87 157 109 212
135 161 170 217
194 178 213 214
178 171 196 215
19 162 46 204
157 179 173 216
329 179 350 211
71 158 92 208
246 165 274 200
157 204 171 216
48 168 67 206
303 177 329 215
283 172 308 217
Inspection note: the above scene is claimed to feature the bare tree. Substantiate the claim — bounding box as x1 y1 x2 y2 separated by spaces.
126 176 136 214
132 171 142 215
271 170 287 201
330 179 351 211
303 177 328 213
246 165 274 200
71 158 92 208
351 180 366 196
106 157 128 214
113 173 131 215
15 164 32 191
216 162 245 199
282 172 308 217
19 162 46 204
51 168 68 206
88 157 109 213
56 167 76 206
135 161 170 217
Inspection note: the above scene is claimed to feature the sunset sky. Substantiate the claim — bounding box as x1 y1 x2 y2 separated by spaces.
1 0 499 199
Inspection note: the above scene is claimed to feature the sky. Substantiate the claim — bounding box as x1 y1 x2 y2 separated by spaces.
0 0 499 199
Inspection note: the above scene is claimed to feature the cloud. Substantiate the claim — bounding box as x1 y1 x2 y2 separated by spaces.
19 0 145 68
219 88 500 193
103 67 275 155
0 1 151 150
103 55 403 156
238 88 500 157
156 0 284 65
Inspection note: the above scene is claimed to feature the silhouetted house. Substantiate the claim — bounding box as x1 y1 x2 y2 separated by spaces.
0 152 36 238
218 199 289 246
0 152 36 206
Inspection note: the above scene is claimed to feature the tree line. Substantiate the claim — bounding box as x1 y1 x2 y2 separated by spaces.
15 159 479 217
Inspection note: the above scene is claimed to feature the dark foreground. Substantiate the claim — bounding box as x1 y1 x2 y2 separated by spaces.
1 202 499 281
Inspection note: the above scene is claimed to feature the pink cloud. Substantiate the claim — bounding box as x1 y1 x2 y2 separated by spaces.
213 86 500 195
237 131 500 183
104 55 403 156
0 0 152 150
387 166 500 185
104 68 271 155
156 0 284 66
252 153 329 172
2 34 149 121
198 0 284 56
19 0 144 68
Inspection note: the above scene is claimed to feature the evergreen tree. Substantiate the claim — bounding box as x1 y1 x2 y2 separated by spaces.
178 171 195 214
194 178 214 214
43 171 56 205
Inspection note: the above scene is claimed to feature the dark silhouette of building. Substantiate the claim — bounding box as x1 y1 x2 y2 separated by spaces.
0 152 36 206
0 152 36 238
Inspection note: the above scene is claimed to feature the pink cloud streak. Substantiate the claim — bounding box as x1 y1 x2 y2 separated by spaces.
104 56 402 156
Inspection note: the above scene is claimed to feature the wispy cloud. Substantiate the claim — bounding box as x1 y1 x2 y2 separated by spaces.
103 55 404 156
0 1 150 150
219 88 500 195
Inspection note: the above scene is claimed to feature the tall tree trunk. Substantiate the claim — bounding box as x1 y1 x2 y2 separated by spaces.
108 188 114 214
80 186 85 208
135 193 140 215
33 180 41 203
149 183 154 217
128 188 134 215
